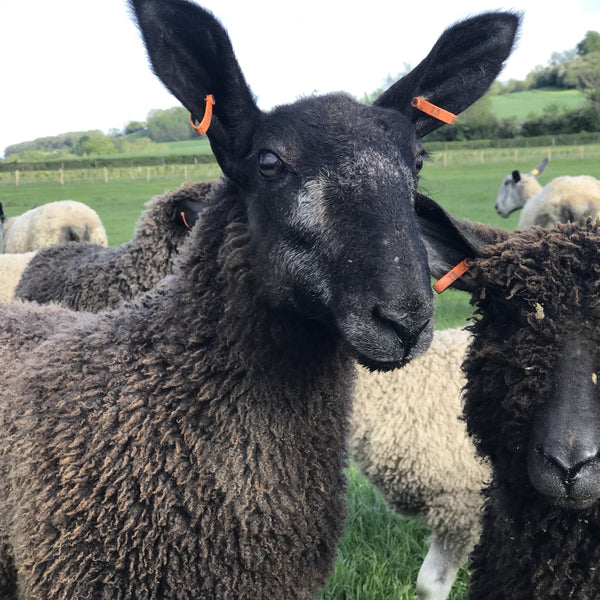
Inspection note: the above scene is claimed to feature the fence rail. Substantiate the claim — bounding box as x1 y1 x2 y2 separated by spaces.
430 144 600 167
3 144 600 186
0 162 222 186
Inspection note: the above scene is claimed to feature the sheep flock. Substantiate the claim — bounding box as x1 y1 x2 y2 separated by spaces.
0 0 520 598
5 3 599 600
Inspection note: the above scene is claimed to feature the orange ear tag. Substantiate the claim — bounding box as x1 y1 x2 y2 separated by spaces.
180 211 191 229
411 97 457 125
190 94 216 136
433 258 473 294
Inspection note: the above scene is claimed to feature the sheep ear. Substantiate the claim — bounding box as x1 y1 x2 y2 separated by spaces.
374 12 520 137
171 197 205 230
530 157 549 177
414 193 510 292
129 0 261 179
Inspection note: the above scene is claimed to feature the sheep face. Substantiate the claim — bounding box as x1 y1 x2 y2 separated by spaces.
242 95 434 370
416 198 600 511
461 224 600 512
527 334 600 510
131 0 519 370
494 170 524 217
495 158 549 218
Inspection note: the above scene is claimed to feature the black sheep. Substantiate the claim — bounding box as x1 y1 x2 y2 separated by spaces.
0 2 518 598
418 196 600 599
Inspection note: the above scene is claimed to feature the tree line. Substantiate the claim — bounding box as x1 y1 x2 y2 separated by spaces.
3 107 197 161
4 31 600 160
427 30 600 143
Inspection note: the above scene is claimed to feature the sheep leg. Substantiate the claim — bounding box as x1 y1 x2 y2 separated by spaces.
415 532 468 600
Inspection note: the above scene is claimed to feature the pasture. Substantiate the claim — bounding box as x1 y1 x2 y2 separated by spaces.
0 153 598 599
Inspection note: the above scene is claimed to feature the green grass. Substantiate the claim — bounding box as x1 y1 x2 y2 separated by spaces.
488 88 586 120
0 171 220 246
319 464 470 600
3 153 600 599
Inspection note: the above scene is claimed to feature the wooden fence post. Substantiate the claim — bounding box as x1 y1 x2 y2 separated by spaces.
184 165 188 180
147 166 150 181
59 168 64 185
15 170 19 186
580 145 585 159
104 167 109 184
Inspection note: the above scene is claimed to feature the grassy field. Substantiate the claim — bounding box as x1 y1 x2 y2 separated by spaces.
487 87 586 120
1 153 599 599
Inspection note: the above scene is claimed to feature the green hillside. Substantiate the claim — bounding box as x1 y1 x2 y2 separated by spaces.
488 87 586 120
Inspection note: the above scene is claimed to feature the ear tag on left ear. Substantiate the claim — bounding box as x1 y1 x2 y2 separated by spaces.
433 258 473 293
190 94 216 136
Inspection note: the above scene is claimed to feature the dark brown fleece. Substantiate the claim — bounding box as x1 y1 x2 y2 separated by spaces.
462 222 600 599
0 182 354 600
14 181 213 312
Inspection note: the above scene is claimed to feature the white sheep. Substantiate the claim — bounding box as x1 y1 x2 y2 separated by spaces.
0 252 36 302
351 327 489 600
0 200 107 253
494 158 600 229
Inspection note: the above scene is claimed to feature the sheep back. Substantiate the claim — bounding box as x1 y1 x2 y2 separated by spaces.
0 252 36 302
518 175 600 229
3 200 108 253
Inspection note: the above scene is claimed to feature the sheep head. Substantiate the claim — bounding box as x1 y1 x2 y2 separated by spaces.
495 157 548 218
417 201 600 511
130 0 520 370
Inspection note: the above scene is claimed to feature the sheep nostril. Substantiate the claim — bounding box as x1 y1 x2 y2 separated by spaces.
373 306 430 355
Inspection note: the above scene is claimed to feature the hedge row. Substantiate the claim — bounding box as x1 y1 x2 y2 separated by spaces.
0 153 216 173
425 131 600 152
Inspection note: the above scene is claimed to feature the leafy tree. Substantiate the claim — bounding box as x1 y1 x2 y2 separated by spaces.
146 107 195 142
75 134 117 156
577 31 600 55
564 51 600 119
549 49 577 65
125 120 148 135
118 137 155 153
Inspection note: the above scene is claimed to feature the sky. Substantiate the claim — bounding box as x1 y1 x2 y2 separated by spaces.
2 0 600 157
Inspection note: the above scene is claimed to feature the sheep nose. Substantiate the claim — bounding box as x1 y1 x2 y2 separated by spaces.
373 306 431 360
528 442 600 508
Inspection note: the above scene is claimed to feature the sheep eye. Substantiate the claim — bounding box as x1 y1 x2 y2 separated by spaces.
259 151 285 179
416 153 424 173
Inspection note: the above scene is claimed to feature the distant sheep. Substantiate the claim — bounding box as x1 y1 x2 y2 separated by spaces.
0 252 36 302
0 199 107 253
15 181 211 311
0 0 519 597
351 327 489 600
494 157 600 229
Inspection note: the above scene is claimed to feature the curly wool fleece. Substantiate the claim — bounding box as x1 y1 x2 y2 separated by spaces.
15 181 212 311
462 222 600 599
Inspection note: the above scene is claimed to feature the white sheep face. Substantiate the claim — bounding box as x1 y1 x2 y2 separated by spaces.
495 173 525 218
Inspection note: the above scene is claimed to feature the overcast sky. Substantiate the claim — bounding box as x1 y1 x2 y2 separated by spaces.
2 0 600 156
